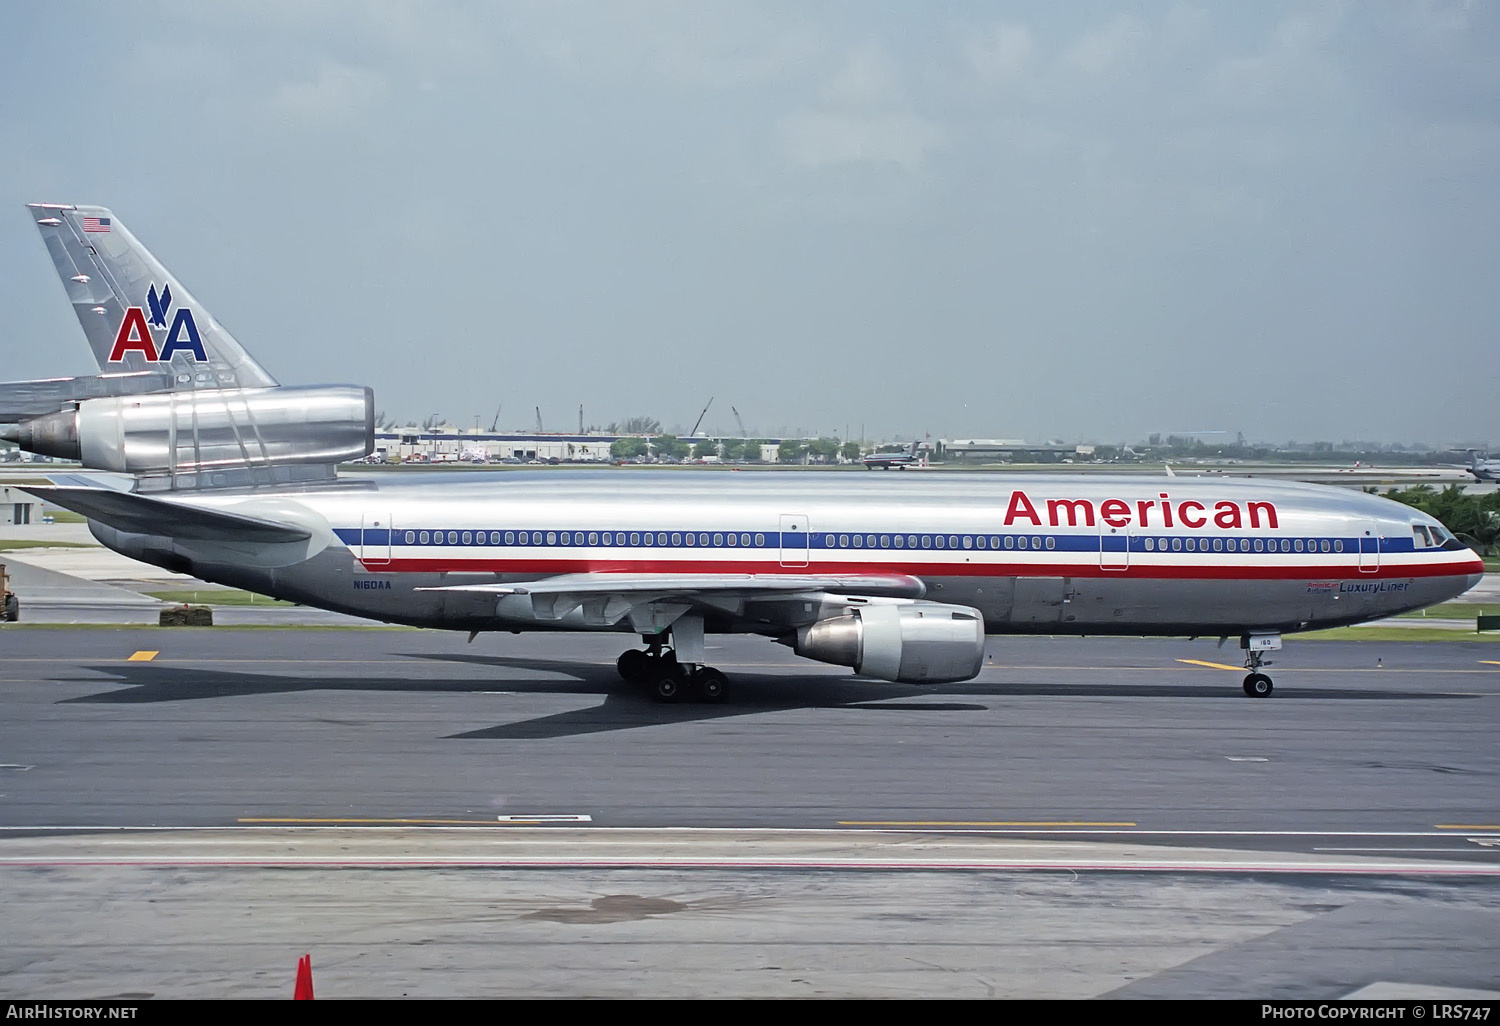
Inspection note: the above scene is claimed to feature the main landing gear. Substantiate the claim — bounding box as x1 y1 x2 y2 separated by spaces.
615 621 729 704
1239 632 1281 698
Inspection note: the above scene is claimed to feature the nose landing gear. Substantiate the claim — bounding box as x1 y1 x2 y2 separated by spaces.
1239 632 1281 698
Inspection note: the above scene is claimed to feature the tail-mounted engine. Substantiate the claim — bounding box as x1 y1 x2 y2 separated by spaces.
5 385 373 477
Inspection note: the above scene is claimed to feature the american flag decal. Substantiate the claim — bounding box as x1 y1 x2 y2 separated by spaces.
82 216 111 233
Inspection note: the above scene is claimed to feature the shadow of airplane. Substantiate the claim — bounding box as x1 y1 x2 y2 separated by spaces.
54 649 1472 740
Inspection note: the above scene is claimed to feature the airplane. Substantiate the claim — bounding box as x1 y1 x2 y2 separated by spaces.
863 440 922 470
2 204 1486 704
1460 450 1500 483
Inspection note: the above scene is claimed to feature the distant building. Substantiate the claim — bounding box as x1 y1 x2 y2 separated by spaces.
1 485 37 525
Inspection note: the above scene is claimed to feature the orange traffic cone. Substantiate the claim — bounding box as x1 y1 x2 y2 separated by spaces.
294 954 314 1000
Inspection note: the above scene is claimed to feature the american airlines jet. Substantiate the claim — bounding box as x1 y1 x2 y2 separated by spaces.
3 205 1485 703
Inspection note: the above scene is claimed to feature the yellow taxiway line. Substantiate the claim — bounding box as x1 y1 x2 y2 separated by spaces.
1176 658 1242 672
838 820 1137 828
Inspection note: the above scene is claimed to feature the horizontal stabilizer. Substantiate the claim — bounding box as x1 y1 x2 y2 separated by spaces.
21 484 311 544
0 371 174 423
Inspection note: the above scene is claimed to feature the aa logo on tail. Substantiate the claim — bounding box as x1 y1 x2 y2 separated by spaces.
107 283 207 362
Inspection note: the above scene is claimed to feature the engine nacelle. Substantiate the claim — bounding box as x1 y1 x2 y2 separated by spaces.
9 385 373 474
794 601 986 684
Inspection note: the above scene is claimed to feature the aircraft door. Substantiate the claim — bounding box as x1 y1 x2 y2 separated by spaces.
1357 521 1379 573
1100 523 1129 570
361 512 393 566
779 513 809 567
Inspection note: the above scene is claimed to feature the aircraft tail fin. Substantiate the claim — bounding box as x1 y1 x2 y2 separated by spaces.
26 204 277 390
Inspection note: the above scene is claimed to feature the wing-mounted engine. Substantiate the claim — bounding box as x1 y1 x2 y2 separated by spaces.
2 385 373 486
792 601 986 684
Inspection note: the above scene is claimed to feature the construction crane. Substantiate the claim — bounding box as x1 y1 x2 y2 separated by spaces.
488 405 502 433
689 396 714 437
535 407 544 434
731 405 748 437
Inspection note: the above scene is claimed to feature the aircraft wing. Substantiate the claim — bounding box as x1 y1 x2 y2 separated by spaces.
418 572 927 630
20 484 313 543
418 572 925 598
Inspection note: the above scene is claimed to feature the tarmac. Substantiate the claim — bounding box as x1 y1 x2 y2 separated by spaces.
1 628 1498 998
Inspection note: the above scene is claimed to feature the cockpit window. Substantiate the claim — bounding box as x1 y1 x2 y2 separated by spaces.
1413 525 1433 548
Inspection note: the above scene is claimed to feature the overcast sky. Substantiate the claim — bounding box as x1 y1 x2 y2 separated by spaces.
2 1 1496 446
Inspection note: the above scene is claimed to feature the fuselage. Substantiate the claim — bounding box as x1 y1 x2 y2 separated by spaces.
99 471 1484 637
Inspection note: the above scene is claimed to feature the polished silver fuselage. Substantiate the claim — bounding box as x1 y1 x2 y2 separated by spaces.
95 471 1484 637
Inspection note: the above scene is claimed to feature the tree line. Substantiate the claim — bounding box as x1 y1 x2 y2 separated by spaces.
1380 485 1500 553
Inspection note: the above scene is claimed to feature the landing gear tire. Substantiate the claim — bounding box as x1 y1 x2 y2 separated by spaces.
1243 673 1273 698
617 649 650 683
653 673 684 703
693 668 728 704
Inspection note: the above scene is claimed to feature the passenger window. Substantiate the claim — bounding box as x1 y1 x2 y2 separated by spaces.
991 536 1001 549
1018 537 1028 550
1251 539 1261 552
1032 537 1042 549
685 533 694 546
462 531 472 545
963 536 973 549
404 531 415 544
975 536 985 549
827 534 837 547
935 536 945 549
726 533 736 546
671 533 682 546
1144 538 1154 551
543 532 554 545
894 535 905 548
922 536 932 549
490 532 500 544
1320 540 1331 553
881 535 891 548
713 533 723 546
589 532 598 545
754 533 764 546
1171 538 1182 551
853 535 863 548
1045 537 1055 550
657 533 667 546
1004 536 1014 549
630 532 640 545
698 533 708 546
419 531 430 544
949 536 958 549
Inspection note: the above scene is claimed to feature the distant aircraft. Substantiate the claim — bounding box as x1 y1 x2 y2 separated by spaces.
863 441 922 470
1462 450 1500 483
2 204 1486 705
